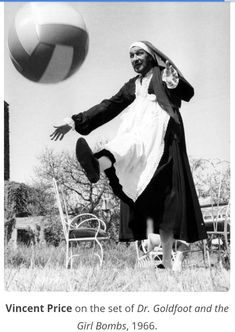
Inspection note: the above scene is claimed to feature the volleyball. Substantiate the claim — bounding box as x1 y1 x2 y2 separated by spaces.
8 3 89 83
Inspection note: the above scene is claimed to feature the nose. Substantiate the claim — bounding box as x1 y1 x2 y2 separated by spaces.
131 54 139 64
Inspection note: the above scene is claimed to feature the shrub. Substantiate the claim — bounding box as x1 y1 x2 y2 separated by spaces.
43 215 64 246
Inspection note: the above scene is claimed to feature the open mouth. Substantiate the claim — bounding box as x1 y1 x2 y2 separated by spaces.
134 63 143 70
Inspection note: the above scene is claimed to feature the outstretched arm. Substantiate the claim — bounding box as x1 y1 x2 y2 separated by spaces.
50 78 136 140
71 78 136 135
50 124 71 141
50 78 136 139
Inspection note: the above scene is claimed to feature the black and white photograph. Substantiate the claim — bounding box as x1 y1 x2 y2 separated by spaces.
3 1 231 295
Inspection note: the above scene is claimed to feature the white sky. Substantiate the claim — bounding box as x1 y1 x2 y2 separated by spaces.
4 2 230 184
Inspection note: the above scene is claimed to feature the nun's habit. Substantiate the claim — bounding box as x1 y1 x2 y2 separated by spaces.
71 41 207 243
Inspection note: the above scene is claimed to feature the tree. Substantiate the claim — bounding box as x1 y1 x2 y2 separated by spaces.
190 158 230 205
4 180 53 244
33 148 121 241
34 148 120 218
4 180 54 218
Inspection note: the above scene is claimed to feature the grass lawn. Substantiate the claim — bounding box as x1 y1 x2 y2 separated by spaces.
4 243 230 292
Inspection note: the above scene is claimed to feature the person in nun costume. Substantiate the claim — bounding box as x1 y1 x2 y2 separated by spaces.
51 41 207 269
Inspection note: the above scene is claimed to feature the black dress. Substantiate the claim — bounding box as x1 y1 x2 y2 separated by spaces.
72 65 207 243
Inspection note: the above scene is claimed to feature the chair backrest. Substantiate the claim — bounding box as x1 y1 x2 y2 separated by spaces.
215 202 230 231
202 202 230 234
52 178 69 237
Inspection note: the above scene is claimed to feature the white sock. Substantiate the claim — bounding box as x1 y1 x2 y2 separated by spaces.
98 156 112 172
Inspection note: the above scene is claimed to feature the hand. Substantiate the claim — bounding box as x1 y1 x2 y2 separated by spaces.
50 124 71 141
165 60 177 79
163 60 179 88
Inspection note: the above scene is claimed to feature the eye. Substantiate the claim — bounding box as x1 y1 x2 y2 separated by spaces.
136 50 144 56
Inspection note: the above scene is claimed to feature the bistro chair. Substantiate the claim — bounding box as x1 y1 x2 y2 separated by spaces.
203 202 230 256
53 178 109 268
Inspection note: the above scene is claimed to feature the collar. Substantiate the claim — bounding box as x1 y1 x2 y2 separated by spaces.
139 68 154 81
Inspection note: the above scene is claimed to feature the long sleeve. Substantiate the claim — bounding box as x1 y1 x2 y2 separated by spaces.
166 76 194 103
72 77 136 135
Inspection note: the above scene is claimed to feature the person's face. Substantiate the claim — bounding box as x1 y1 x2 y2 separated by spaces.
130 46 154 76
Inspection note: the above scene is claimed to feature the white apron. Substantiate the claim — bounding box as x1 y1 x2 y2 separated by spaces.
104 70 170 201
